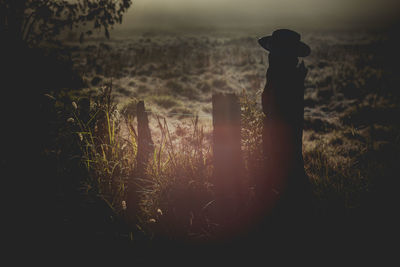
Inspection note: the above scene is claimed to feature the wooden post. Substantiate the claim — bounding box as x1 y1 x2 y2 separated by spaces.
136 100 154 176
127 101 153 224
212 93 245 235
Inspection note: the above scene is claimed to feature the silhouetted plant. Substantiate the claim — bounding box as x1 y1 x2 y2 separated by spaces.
0 0 132 46
74 85 136 214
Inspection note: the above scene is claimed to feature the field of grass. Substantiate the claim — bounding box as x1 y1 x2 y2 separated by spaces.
43 28 400 258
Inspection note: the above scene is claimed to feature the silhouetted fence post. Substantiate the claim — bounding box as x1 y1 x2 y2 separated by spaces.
136 101 154 176
127 100 153 224
212 93 245 234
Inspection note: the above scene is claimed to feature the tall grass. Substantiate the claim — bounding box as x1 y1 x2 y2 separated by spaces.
240 91 264 195
141 116 215 241
74 85 137 215
70 84 217 241
69 83 395 244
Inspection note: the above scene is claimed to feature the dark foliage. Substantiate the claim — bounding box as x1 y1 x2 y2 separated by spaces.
0 1 133 256
0 0 132 46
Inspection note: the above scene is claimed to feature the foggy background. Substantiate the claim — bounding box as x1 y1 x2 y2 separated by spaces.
116 0 400 32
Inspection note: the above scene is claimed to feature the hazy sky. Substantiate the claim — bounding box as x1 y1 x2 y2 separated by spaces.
118 0 400 31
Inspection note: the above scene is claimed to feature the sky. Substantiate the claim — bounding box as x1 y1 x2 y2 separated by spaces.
117 0 400 31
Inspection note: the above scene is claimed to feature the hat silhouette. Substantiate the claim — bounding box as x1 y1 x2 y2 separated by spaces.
258 29 310 57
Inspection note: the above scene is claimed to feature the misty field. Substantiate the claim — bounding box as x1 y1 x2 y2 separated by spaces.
50 29 399 257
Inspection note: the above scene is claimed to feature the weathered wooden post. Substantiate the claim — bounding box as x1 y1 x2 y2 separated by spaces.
136 101 154 176
212 93 245 236
127 100 153 223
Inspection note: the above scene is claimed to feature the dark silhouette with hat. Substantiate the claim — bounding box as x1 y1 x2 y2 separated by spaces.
255 29 313 235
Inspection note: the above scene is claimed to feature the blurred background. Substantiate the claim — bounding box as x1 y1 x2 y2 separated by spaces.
119 0 400 31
